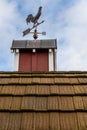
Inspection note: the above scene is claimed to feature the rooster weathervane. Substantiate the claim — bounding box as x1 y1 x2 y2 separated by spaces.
23 6 46 39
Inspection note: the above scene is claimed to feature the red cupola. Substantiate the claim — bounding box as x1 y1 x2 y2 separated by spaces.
11 39 57 72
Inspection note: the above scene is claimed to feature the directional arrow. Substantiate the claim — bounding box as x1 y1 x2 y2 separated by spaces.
23 20 45 36
23 28 31 36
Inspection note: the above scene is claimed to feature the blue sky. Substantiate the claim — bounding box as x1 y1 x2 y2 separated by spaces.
0 0 87 71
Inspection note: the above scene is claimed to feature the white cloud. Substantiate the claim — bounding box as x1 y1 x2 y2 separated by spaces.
0 0 22 71
57 0 87 70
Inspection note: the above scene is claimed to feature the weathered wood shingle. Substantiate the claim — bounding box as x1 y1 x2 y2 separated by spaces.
11 39 57 50
0 72 87 129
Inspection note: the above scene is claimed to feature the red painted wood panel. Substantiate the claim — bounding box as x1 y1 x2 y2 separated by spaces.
32 53 37 71
19 52 32 72
19 50 48 72
37 51 48 71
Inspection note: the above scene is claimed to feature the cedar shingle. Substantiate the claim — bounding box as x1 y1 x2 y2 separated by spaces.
40 78 54 84
82 96 87 110
48 96 59 110
59 85 74 95
50 85 59 94
14 85 26 95
0 78 9 84
50 112 60 130
0 73 10 76
32 77 40 83
0 85 2 92
77 112 87 130
74 96 84 110
8 113 21 130
25 85 36 95
21 112 34 130
59 96 74 111
1 85 15 95
36 85 50 95
10 78 19 84
74 85 86 94
82 85 87 93
11 97 21 110
70 78 79 84
35 97 47 110
60 113 78 130
0 112 9 129
21 96 35 110
19 77 32 84
78 78 87 83
0 97 12 110
35 113 49 130
55 77 70 84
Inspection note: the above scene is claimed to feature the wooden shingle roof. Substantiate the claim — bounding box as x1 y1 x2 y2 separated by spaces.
11 39 57 50
0 71 87 130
